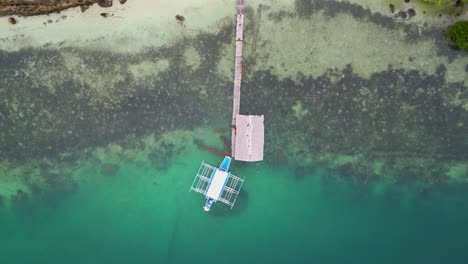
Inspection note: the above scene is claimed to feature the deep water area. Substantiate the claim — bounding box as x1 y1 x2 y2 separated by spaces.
1 147 468 263
0 0 467 263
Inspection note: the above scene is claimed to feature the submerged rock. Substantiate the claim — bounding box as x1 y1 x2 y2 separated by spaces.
407 8 416 18
80 4 90 13
100 163 120 176
148 151 170 171
8 17 16 24
294 166 306 180
98 0 112 7
398 10 408 19
175 14 185 26
10 189 29 209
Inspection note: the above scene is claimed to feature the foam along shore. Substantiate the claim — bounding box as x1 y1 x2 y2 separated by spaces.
0 0 236 52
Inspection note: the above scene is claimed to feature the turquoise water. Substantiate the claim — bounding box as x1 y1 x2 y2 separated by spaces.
1 143 468 263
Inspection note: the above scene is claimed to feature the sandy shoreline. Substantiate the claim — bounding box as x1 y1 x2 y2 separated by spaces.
0 0 236 52
1 0 464 53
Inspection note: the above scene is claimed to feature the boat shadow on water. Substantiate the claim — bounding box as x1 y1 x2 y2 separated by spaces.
208 189 249 218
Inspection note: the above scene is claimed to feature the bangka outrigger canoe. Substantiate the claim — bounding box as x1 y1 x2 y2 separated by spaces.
190 156 244 212
189 0 264 212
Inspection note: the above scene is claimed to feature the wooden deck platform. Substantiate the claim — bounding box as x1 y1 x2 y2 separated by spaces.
235 115 264 161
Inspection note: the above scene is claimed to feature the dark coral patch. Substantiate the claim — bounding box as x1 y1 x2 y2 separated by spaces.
101 163 120 176
10 189 30 213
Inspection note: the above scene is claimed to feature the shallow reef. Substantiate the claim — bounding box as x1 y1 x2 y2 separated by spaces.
23 164 79 206
244 62 467 185
0 21 233 161
0 0 467 207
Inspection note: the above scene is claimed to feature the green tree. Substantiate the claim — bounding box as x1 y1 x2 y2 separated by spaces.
444 21 468 51
424 0 467 10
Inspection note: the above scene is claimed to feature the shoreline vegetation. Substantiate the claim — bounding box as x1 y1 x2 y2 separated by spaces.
445 20 468 51
0 0 119 17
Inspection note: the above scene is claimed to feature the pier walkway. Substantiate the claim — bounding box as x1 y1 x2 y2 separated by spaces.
231 0 244 159
230 0 264 162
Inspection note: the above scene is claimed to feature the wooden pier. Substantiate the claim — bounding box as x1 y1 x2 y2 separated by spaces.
231 0 244 159
230 0 264 162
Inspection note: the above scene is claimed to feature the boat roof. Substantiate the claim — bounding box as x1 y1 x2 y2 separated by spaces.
206 169 229 200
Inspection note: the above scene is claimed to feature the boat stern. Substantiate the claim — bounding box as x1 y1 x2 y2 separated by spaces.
204 198 214 212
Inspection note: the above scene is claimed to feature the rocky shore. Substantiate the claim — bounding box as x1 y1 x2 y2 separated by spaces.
0 0 114 16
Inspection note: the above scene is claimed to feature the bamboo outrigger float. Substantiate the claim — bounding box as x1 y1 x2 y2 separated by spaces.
190 0 264 212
